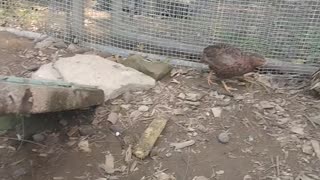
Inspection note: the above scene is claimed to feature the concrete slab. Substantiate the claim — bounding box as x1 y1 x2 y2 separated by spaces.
32 54 156 101
0 76 104 114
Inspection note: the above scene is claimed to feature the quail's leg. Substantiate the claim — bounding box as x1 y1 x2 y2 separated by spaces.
207 71 214 86
221 80 238 94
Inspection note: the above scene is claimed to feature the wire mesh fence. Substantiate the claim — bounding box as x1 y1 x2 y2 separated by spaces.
1 0 320 78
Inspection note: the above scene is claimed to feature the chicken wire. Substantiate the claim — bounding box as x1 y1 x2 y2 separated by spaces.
1 0 320 78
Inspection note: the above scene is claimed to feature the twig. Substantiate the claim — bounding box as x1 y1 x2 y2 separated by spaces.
184 147 191 180
303 115 318 128
0 137 46 147
276 156 280 177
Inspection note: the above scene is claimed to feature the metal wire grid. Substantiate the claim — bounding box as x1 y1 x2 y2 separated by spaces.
1 0 320 77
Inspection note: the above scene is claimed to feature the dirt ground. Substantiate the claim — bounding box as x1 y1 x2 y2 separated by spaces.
1 31 320 180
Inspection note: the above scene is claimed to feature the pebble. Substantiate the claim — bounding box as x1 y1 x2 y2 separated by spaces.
32 133 45 142
197 124 207 133
107 112 119 124
217 132 230 144
138 105 149 112
211 107 222 117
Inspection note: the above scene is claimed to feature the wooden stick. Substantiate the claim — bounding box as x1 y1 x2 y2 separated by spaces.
133 118 168 159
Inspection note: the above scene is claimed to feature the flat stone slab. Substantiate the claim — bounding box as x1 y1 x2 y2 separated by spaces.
121 55 172 80
32 54 156 101
0 76 104 114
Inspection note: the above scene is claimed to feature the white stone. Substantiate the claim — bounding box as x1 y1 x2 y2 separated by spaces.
211 107 222 117
32 54 156 101
138 105 149 112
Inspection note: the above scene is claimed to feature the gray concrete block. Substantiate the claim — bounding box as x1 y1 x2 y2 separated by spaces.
0 76 104 114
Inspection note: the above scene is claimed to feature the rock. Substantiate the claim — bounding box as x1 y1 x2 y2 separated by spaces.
107 112 118 124
197 124 207 133
138 105 149 112
32 54 155 101
218 131 230 144
32 133 46 142
185 93 203 102
79 125 96 136
177 93 186 99
53 41 68 49
211 107 222 118
0 76 104 114
121 54 172 80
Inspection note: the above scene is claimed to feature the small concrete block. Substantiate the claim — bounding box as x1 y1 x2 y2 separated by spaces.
121 54 172 80
0 76 104 114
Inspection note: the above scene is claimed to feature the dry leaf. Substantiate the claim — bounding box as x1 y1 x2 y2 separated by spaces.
99 153 115 174
170 140 195 150
78 140 91 153
125 145 132 163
